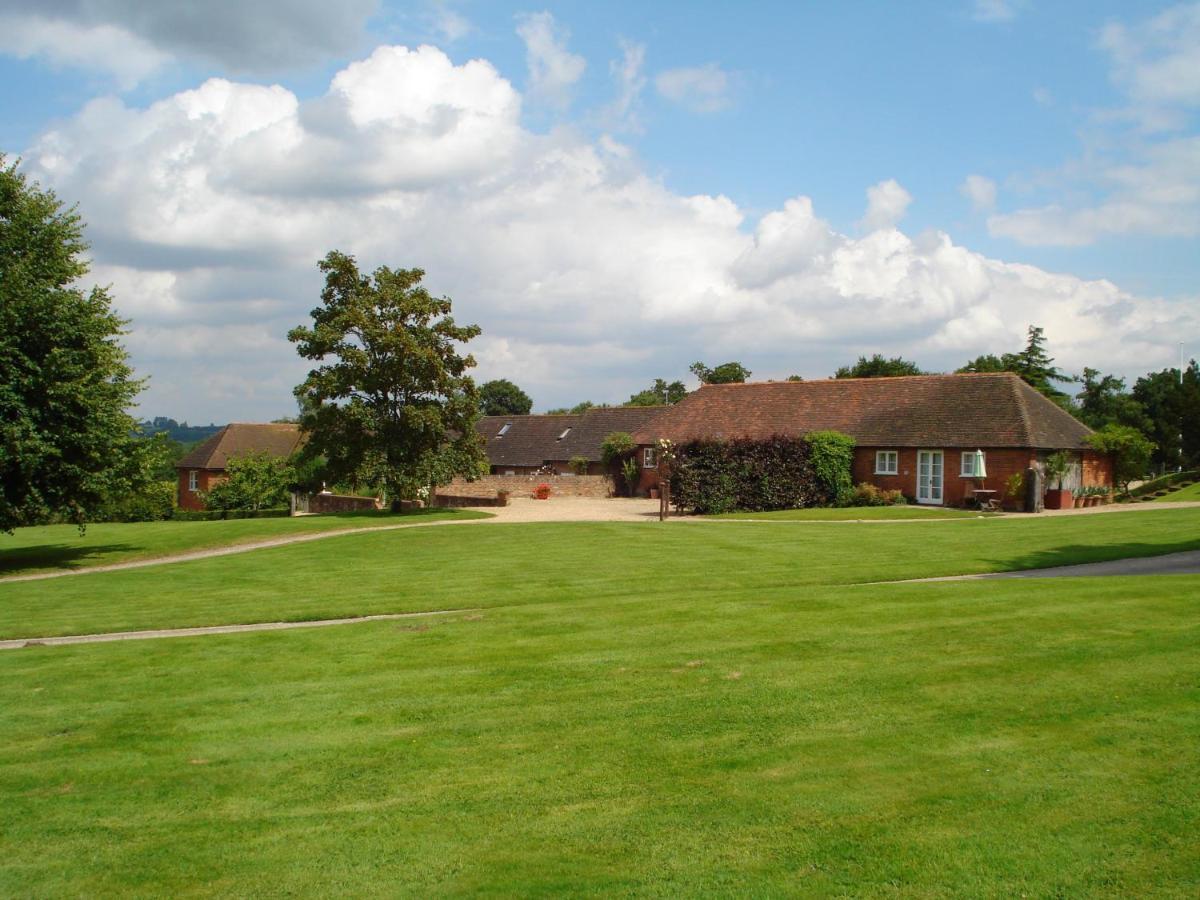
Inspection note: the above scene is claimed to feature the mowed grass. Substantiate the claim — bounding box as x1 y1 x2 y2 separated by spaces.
0 508 489 577
2 567 1197 894
2 507 1198 639
712 505 981 520
1152 481 1200 502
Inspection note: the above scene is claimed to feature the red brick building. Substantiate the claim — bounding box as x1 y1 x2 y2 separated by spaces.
175 423 303 511
633 373 1111 508
476 406 665 476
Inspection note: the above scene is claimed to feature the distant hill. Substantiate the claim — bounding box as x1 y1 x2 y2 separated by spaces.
139 417 225 445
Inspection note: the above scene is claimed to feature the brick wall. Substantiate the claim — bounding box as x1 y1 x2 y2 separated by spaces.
1081 450 1113 488
853 447 1039 508
306 492 381 514
176 468 224 511
440 473 616 499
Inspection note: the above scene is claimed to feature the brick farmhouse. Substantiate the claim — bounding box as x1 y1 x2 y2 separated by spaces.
632 373 1112 507
175 423 303 511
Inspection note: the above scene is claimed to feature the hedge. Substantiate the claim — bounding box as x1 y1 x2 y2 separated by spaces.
1127 469 1199 498
171 508 290 521
669 434 835 514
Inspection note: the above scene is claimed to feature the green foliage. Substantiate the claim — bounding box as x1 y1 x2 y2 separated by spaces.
957 353 1009 374
622 457 641 495
1075 368 1148 431
1128 469 1199 498
1043 450 1072 490
1087 424 1156 496
689 360 751 384
835 354 924 378
568 455 589 475
786 374 804 382
804 430 856 506
1132 361 1200 471
0 155 149 531
669 435 823 514
171 507 291 521
204 451 296 512
478 379 533 416
600 431 636 465
627 378 687 406
1005 471 1025 501
138 417 223 445
849 482 907 506
95 479 177 522
289 251 488 500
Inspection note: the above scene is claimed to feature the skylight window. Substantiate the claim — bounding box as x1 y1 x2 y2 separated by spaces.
498 423 512 437
557 427 572 440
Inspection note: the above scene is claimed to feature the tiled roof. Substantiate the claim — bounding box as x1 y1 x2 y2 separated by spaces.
632 373 1094 450
176 423 304 471
478 406 666 467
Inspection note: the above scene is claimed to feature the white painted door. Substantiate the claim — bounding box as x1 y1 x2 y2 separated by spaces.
917 450 944 504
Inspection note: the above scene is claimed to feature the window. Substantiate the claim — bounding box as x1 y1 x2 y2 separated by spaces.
188 470 199 491
874 451 898 475
961 451 985 477
497 422 512 437
643 447 657 468
557 427 571 440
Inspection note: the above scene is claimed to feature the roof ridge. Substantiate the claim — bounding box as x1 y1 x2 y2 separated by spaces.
699 372 1020 388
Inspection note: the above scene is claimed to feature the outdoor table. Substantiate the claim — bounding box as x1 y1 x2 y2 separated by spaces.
970 489 998 510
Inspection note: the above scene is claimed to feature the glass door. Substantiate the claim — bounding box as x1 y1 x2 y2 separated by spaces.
917 450 944 504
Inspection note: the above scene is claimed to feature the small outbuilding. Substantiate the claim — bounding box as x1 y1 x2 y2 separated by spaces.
174 423 303 511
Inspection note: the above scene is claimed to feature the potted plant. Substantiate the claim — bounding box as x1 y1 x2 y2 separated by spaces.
1004 471 1025 512
533 483 551 500
1043 451 1074 510
496 489 511 506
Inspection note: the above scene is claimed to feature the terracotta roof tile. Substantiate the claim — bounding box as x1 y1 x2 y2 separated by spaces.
632 373 1093 449
478 406 665 467
175 423 304 471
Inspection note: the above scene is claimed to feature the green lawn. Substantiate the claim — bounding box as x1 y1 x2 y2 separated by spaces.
1 509 1198 894
0 508 488 577
1153 481 1200 502
712 505 982 520
2 507 1197 640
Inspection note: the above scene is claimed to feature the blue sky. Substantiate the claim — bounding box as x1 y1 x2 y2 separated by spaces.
1 1 1197 420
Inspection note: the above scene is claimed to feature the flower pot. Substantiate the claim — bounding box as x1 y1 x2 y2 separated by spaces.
1074 495 1086 508
1044 489 1073 510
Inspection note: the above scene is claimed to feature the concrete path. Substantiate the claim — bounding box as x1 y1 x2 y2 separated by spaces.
0 608 472 650
892 549 1200 583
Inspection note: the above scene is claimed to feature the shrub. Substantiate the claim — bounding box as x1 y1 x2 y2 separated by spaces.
804 431 856 506
95 479 177 522
622 457 641 496
669 435 823 514
172 508 289 521
601 432 635 465
568 455 589 475
204 451 293 511
849 482 906 507
1087 424 1156 497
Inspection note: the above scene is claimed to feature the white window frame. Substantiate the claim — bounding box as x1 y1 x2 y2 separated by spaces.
188 470 199 492
960 451 985 478
497 422 512 437
643 447 657 469
874 450 898 475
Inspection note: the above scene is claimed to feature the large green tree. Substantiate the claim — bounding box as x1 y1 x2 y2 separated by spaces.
690 361 751 384
289 252 488 500
835 354 925 378
627 378 688 406
1075 368 1148 432
479 378 533 416
1132 362 1200 472
0 155 148 531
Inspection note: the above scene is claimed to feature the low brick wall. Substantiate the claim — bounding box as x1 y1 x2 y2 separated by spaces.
306 492 381 514
439 474 615 499
434 493 509 508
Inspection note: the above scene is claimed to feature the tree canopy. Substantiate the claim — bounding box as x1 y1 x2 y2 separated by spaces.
479 378 533 416
627 378 688 406
1132 362 1200 471
690 361 751 384
288 251 488 500
835 354 925 379
0 155 149 531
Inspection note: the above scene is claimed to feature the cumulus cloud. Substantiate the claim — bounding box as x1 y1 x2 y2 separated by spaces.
860 179 912 231
515 11 586 109
22 43 1197 420
655 64 732 113
960 174 997 212
0 0 378 78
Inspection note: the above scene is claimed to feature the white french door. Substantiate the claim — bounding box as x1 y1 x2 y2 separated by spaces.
917 450 944 505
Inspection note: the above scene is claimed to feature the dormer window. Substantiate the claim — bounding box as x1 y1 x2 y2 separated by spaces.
497 423 512 437
557 427 571 440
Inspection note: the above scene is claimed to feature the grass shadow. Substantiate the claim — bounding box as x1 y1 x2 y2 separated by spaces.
0 543 137 576
986 536 1200 575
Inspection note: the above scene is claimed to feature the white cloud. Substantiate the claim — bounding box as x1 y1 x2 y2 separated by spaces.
431 5 471 42
655 64 732 113
971 0 1020 23
860 179 912 231
0 14 169 88
1099 3 1200 110
0 0 379 77
515 11 586 110
960 174 997 212
22 43 1198 420
605 39 646 131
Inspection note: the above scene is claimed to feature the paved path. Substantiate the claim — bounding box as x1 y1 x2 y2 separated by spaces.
0 608 472 650
889 549 1200 583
